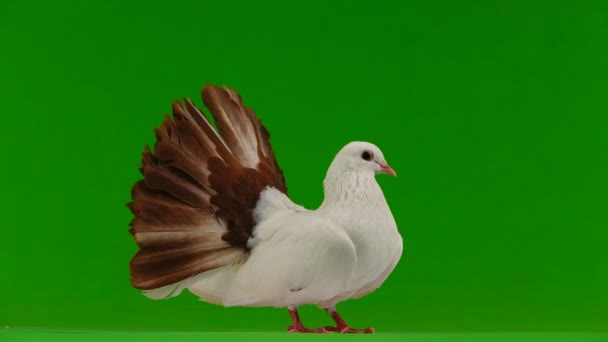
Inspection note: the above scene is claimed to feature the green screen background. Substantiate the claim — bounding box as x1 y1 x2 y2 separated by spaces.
1 0 607 335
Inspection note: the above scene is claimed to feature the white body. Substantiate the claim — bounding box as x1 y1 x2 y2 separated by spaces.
145 142 404 309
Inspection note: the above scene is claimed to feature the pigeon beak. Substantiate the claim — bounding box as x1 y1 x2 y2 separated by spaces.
379 163 397 177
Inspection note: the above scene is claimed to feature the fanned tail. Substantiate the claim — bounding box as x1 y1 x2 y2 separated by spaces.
128 84 288 292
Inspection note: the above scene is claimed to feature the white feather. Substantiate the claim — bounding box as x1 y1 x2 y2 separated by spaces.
186 141 403 309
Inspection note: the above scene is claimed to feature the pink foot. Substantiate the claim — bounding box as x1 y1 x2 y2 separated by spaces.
319 325 375 334
286 307 329 333
338 326 375 334
323 308 376 334
287 325 329 333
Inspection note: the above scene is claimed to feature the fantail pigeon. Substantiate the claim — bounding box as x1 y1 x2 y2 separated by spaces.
127 84 403 333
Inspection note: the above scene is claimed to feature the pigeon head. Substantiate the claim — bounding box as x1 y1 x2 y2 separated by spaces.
330 141 396 177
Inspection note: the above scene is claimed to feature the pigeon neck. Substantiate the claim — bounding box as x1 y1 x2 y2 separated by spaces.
320 169 385 209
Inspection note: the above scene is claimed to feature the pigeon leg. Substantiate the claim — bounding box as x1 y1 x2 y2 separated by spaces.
322 308 375 334
286 306 329 333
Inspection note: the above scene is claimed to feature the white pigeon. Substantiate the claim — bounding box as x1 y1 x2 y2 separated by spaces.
127 84 403 333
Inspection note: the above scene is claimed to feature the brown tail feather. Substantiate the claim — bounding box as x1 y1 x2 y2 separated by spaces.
128 84 288 291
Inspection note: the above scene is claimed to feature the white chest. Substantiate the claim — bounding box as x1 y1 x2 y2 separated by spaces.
344 207 401 281
320 171 404 293
317 197 401 297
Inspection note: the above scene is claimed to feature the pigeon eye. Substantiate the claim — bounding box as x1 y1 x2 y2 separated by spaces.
361 151 373 161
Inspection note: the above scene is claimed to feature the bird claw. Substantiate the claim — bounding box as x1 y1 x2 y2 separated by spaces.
320 326 339 332
329 325 375 334
287 325 330 333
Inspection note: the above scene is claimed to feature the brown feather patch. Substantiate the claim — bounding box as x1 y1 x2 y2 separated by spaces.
127 84 288 291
